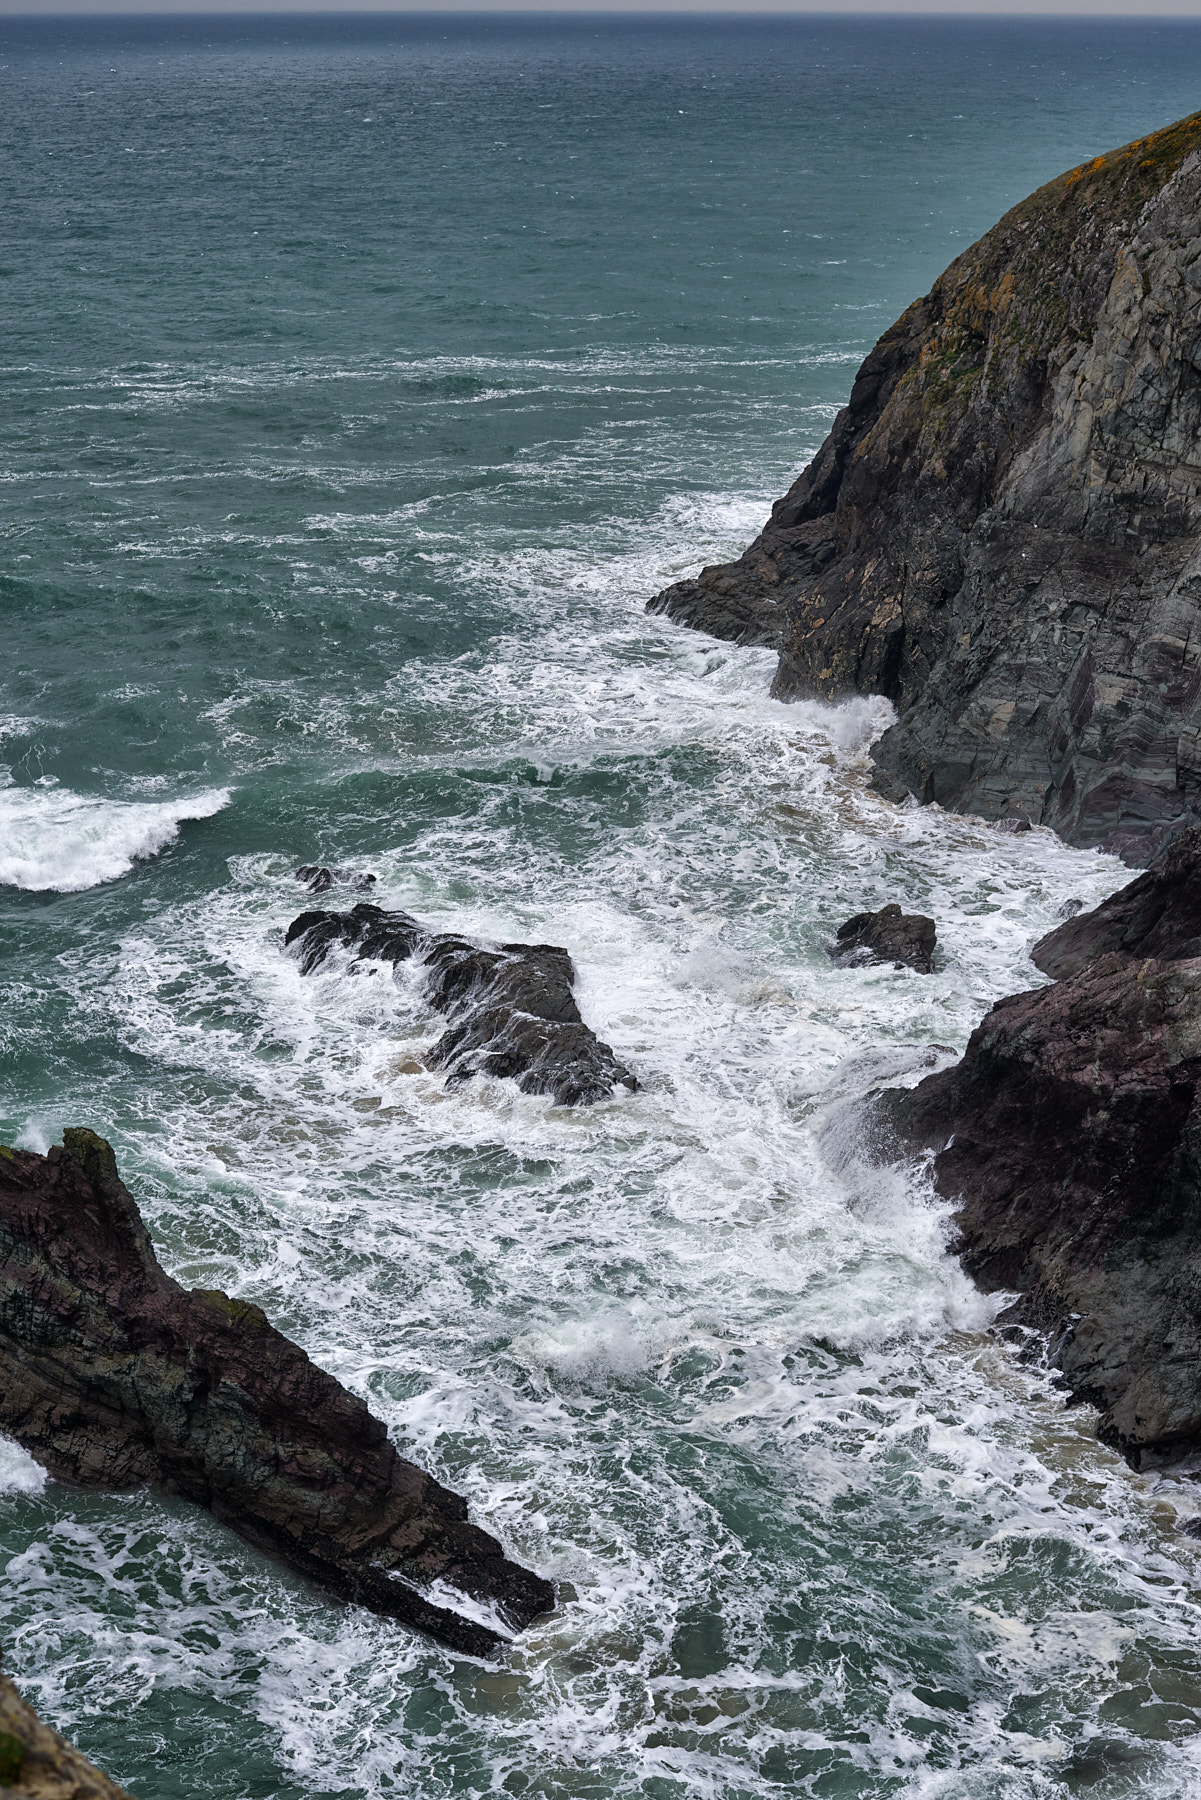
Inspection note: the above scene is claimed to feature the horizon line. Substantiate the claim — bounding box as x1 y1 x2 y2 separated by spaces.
6 4 1201 17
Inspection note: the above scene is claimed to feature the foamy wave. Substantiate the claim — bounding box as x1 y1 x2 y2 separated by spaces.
0 785 232 892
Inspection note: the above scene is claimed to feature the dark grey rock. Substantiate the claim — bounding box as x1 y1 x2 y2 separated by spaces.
0 1130 554 1657
648 113 1201 865
830 902 936 973
296 865 377 894
285 904 638 1107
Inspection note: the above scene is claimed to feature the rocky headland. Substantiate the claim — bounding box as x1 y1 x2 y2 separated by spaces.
286 902 638 1106
876 829 1201 1468
0 1128 553 1657
652 112 1201 864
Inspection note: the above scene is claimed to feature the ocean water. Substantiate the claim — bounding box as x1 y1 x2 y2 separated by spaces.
5 13 1201 1797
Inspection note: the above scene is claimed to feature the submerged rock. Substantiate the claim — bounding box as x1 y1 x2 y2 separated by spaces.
650 112 1201 863
0 1129 553 1657
285 903 639 1107
877 954 1201 1466
1032 823 1201 978
0 1670 135 1799
295 864 377 894
829 903 936 973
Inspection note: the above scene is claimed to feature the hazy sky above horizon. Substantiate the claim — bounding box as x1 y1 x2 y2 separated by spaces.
4 1 1201 16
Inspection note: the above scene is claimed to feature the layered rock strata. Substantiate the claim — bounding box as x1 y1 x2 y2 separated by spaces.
830 903 936 972
0 1671 135 1800
877 835 1201 1465
286 903 638 1106
651 112 1201 863
0 1129 553 1656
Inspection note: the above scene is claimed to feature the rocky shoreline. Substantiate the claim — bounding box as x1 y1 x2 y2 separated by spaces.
874 830 1201 1469
648 111 1201 1472
14 108 1201 1792
652 111 1201 866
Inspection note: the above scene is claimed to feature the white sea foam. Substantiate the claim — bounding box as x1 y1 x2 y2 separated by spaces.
0 786 231 892
0 1435 45 1496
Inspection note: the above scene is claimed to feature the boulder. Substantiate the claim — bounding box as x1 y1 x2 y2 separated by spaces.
877 955 1201 1466
0 1129 553 1657
650 112 1201 863
285 904 638 1107
830 902 936 973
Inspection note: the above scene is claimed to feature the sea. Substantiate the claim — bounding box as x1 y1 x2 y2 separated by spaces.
4 12 1201 1797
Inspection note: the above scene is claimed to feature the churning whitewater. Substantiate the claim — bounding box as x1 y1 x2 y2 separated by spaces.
7 15 1201 1798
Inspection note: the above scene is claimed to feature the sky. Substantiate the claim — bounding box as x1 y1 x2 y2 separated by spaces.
3 1 1201 15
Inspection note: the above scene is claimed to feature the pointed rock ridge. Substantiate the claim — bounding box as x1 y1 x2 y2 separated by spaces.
285 902 639 1107
1031 822 1201 977
650 112 1201 864
0 1669 136 1799
295 864 377 894
0 1129 554 1657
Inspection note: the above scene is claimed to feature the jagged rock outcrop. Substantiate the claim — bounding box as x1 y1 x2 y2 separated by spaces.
0 1671 135 1799
651 112 1201 863
286 904 638 1107
877 837 1201 1466
295 864 376 894
0 1129 553 1657
1032 821 1201 976
829 902 937 972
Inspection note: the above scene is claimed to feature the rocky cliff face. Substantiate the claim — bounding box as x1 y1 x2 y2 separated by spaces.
878 831 1201 1467
0 1129 553 1657
651 112 1201 862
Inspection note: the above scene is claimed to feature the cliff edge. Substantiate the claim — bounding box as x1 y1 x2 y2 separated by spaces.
651 113 1201 862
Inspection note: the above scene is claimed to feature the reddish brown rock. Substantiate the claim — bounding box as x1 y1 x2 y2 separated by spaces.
0 1129 553 1656
0 1671 135 1799
1032 824 1201 978
878 955 1201 1465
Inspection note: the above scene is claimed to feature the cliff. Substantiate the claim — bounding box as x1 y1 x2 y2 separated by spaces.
0 1129 553 1657
651 112 1201 862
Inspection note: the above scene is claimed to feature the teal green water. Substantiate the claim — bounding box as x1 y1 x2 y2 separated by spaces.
5 16 1201 1797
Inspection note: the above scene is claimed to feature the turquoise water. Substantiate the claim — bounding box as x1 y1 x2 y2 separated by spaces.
5 15 1201 1797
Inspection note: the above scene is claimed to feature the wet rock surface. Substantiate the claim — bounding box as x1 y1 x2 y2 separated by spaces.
0 1129 553 1657
0 1670 135 1799
877 952 1201 1466
285 903 639 1107
830 903 936 973
295 864 377 894
650 113 1201 863
1032 823 1201 977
